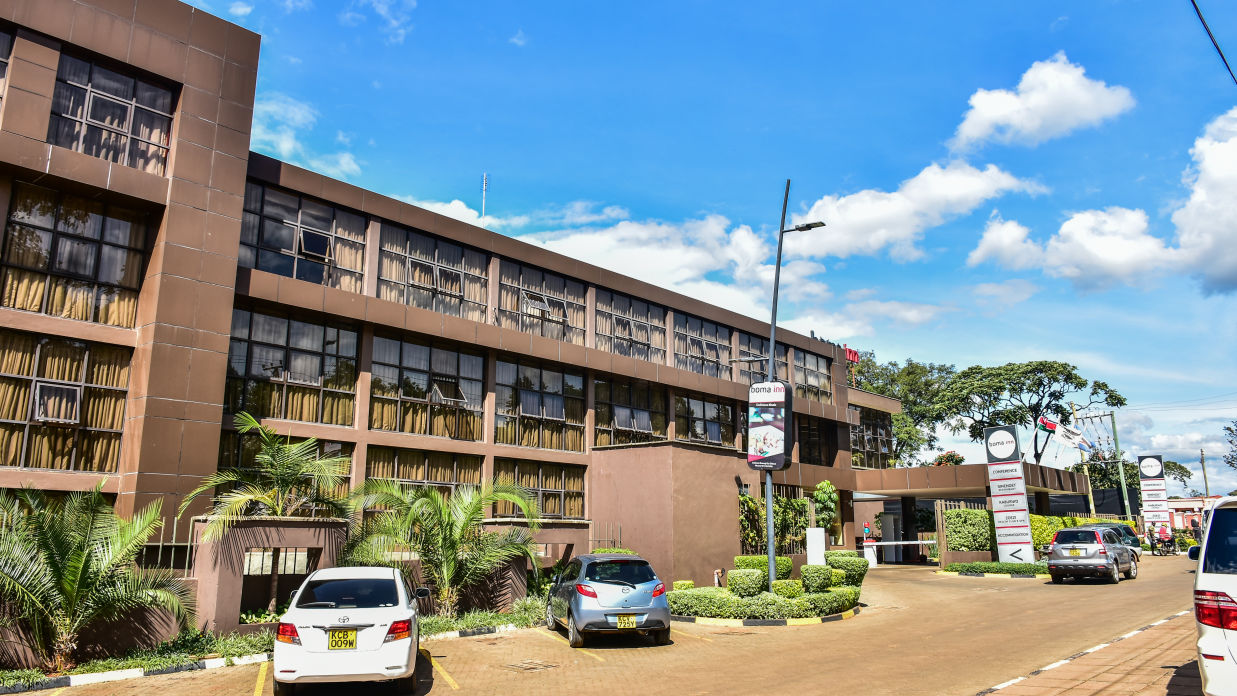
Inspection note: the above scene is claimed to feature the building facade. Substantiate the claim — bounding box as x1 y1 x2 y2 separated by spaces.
0 0 907 585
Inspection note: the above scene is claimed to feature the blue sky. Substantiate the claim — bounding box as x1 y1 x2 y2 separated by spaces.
200 0 1237 496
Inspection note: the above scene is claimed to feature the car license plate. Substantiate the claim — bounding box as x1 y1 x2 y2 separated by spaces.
328 629 356 650
1069 549 1081 557
615 615 637 629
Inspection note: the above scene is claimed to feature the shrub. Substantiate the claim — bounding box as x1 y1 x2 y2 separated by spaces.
801 564 831 593
592 547 636 554
673 580 694 590
771 579 804 598
667 587 859 619
734 555 792 579
829 568 846 587
726 569 767 597
828 556 869 586
824 550 859 561
944 562 1047 575
943 508 994 552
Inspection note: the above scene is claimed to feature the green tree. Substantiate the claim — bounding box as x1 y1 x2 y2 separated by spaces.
935 361 1126 463
1225 420 1237 470
0 487 195 671
853 353 955 466
347 480 541 617
179 412 351 612
811 481 839 531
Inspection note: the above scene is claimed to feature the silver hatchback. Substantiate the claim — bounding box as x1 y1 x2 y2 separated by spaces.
1047 525 1138 584
546 554 671 647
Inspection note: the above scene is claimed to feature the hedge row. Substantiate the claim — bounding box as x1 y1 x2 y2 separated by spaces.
824 550 859 561
734 555 792 579
667 586 861 620
673 580 695 590
944 562 1049 575
727 569 767 597
827 556 869 586
800 565 846 592
771 579 804 598
944 509 1136 552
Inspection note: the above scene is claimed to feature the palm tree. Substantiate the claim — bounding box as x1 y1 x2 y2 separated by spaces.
179 412 352 612
0 486 195 672
346 480 541 617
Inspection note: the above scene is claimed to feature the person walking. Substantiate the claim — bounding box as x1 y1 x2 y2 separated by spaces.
1191 517 1202 542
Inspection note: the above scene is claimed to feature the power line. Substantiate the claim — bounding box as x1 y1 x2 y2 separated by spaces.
1190 0 1237 86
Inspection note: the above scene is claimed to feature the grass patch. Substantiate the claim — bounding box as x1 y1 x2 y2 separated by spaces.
419 594 547 636
0 669 52 689
63 629 274 676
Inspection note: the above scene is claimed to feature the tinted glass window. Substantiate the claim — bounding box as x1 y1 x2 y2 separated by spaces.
1055 530 1100 544
585 560 657 585
1202 507 1237 575
296 578 399 608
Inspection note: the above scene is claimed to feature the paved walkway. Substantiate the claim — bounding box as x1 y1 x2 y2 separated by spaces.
988 613 1201 696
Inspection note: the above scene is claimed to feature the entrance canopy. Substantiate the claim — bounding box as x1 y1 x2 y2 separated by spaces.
853 462 1089 499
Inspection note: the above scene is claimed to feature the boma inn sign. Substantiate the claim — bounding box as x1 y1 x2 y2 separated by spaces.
747 380 792 471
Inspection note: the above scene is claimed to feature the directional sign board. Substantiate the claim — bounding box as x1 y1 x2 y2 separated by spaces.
984 425 1035 564
1138 455 1169 530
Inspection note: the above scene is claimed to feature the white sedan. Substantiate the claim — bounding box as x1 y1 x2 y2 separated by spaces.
273 566 429 695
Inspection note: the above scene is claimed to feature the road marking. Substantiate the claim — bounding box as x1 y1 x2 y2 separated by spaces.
1121 629 1143 639
1039 660 1069 671
1083 643 1109 653
422 648 459 690
671 628 713 642
253 661 268 696
535 629 605 661
991 677 1025 690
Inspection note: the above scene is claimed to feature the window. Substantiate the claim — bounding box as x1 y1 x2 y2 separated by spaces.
673 313 732 379
593 377 667 446
218 432 352 480
673 393 736 447
365 447 482 495
736 333 787 385
850 405 892 469
240 182 366 293
47 54 174 175
243 547 316 576
225 309 358 425
0 28 11 109
377 222 488 322
493 458 585 519
494 360 584 452
794 349 832 405
2 182 147 327
0 329 130 472
368 337 483 441
595 289 668 364
1201 507 1237 574
496 261 585 345
797 415 832 466
296 578 399 609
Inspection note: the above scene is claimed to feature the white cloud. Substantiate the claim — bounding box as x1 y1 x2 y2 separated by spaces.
344 0 416 44
282 0 312 11
1041 207 1175 288
848 300 951 325
782 312 874 341
788 161 1043 262
951 52 1134 151
972 279 1039 307
336 131 352 146
395 196 531 230
227 2 253 17
845 288 877 301
251 93 362 180
509 29 527 47
967 212 1043 269
1171 106 1237 293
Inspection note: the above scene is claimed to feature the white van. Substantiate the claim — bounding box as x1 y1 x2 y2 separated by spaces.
1190 495 1237 695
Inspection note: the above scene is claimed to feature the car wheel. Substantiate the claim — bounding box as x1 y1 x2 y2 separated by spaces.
567 612 585 648
1108 562 1120 584
653 628 671 645
1051 574 1064 584
1124 556 1138 580
394 672 416 695
546 603 557 630
273 680 295 696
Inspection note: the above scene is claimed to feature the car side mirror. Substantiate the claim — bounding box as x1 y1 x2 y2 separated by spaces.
415 587 432 599
288 590 297 603
1188 546 1200 561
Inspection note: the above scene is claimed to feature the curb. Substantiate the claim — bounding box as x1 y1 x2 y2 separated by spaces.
0 652 272 694
974 610 1192 695
669 606 860 627
936 571 1051 579
422 623 524 641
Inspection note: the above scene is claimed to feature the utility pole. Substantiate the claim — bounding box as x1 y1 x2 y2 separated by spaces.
1201 448 1210 497
1109 412 1131 519
1071 402 1096 515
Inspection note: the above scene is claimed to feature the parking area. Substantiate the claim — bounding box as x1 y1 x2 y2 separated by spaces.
56 554 1198 696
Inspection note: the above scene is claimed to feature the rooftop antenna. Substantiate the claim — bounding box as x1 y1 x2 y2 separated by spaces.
481 172 488 220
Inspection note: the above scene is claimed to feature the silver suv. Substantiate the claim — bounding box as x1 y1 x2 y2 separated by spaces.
1047 525 1138 584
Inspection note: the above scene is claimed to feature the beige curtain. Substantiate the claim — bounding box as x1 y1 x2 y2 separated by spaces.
409 260 433 287
542 422 563 450
0 331 36 375
430 405 454 438
246 381 284 419
517 465 539 490
457 456 481 485
96 288 137 327
3 225 51 268
2 269 46 312
38 339 85 381
379 251 406 283
427 452 453 483
594 428 611 447
333 239 364 273
400 449 425 481
48 278 94 322
542 464 563 491
285 386 320 422
366 446 397 479
494 416 516 445
26 427 74 470
78 432 120 472
322 393 353 426
0 425 22 466
83 388 125 429
565 492 584 518
493 459 518 516
542 492 562 516
329 270 363 295
519 417 539 448
0 379 29 420
38 385 78 421
457 410 481 441
564 426 584 452
369 398 399 431
564 467 584 517
87 345 131 387
401 402 428 434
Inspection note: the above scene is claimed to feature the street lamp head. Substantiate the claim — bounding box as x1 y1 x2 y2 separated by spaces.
791 221 826 232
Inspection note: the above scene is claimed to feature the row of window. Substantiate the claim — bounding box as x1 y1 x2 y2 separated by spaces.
850 405 893 469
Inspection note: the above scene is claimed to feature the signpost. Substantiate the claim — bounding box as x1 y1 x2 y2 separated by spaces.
984 425 1035 564
1139 455 1170 526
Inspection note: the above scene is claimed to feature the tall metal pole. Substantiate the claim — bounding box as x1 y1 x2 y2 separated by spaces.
1071 402 1095 515
764 179 791 590
1109 411 1131 519
1201 448 1210 497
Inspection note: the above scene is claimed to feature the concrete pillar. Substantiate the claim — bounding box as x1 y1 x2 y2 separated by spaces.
901 496 917 541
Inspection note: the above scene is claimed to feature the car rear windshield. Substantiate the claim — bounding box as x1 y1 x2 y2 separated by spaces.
1202 507 1237 575
296 578 399 608
585 560 657 585
1055 530 1100 544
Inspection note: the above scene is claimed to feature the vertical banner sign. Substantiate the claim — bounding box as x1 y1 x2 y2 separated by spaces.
1138 455 1170 525
984 425 1035 564
747 381 792 471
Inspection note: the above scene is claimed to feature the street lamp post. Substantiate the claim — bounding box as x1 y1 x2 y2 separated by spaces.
762 179 825 588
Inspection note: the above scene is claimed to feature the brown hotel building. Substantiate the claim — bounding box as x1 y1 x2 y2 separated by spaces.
0 0 915 585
